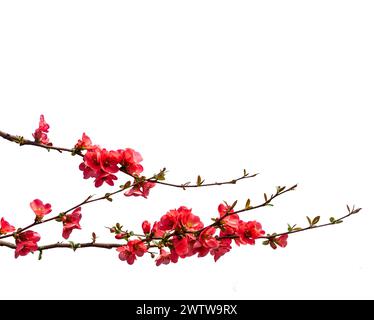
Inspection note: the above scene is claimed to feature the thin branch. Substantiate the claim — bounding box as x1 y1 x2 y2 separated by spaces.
0 129 258 189
0 240 121 251
217 207 360 242
0 185 130 240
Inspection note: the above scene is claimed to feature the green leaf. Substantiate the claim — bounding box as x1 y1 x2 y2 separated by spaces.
229 200 238 211
306 216 312 227
245 198 251 209
68 241 80 252
38 250 43 261
243 169 248 177
121 181 132 190
312 216 320 226
262 240 269 245
329 217 336 223
197 175 204 186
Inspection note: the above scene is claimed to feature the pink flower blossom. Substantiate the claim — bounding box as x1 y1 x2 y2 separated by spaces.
155 249 179 266
124 181 155 198
99 149 120 174
142 220 151 234
159 209 179 231
198 227 219 249
61 207 82 239
117 240 148 265
94 172 118 187
15 230 40 258
75 133 95 151
273 234 288 249
210 238 232 262
236 220 265 246
218 203 239 230
32 115 51 145
179 206 204 231
30 199 52 220
0 217 15 235
118 148 144 175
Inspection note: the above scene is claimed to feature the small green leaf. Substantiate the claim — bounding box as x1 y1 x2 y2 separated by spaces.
68 241 80 252
38 250 43 261
335 220 343 224
197 175 204 186
306 216 312 226
329 217 336 223
243 169 248 177
262 240 269 245
121 181 132 190
229 200 238 211
245 198 251 209
312 216 320 226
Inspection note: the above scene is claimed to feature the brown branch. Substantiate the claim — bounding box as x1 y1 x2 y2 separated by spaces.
216 207 360 242
0 129 258 189
0 184 132 240
0 240 121 251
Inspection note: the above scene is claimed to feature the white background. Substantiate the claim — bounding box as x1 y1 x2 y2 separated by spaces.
0 1 373 299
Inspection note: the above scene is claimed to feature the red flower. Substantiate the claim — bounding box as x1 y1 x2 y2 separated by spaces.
172 237 189 257
117 245 136 265
75 133 95 151
94 172 118 187
79 162 97 179
172 235 196 258
32 115 51 145
30 199 52 220
124 181 155 198
61 207 82 239
273 234 288 249
0 217 15 235
99 149 120 174
198 227 219 249
131 240 148 257
155 249 179 266
150 221 166 238
218 203 239 230
15 230 40 258
118 148 144 175
210 238 232 262
84 149 102 173
117 240 148 265
179 207 204 231
142 220 151 234
159 209 179 231
236 220 265 245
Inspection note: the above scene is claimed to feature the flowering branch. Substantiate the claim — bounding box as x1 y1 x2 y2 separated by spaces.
0 115 361 265
0 129 258 189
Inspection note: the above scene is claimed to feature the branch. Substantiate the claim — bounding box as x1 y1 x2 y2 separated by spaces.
0 240 121 251
0 129 257 189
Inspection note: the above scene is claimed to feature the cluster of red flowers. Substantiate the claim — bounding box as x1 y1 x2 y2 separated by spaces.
75 133 155 197
0 198 82 258
113 204 288 266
